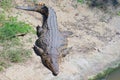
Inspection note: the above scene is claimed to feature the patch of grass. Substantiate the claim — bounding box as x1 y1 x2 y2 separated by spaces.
0 12 5 21
0 0 13 10
0 62 7 67
0 38 32 68
0 66 4 71
0 35 32 69
117 11 120 16
8 49 31 62
0 12 5 27
89 63 120 80
26 0 37 3
0 16 34 41
0 13 34 71
77 0 84 4
0 15 33 61
0 61 9 71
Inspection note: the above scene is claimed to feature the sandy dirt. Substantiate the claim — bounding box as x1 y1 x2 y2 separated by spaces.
0 0 120 80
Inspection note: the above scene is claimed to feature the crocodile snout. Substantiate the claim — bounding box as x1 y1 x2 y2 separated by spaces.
52 71 59 76
50 56 59 76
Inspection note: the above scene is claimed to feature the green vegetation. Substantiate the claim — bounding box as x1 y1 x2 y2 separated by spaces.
0 66 4 71
0 62 8 71
89 63 120 80
0 37 32 69
1 47 32 63
0 16 33 40
0 8 34 71
117 11 120 16
77 0 84 3
0 12 5 21
0 0 13 10
0 0 36 72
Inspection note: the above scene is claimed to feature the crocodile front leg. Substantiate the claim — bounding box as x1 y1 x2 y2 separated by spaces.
33 45 44 56
36 25 43 37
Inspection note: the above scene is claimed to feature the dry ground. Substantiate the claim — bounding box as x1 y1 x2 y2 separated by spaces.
0 0 120 80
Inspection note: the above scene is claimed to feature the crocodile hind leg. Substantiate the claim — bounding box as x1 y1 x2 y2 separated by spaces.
61 47 72 57
59 44 72 63
59 37 72 57
59 31 73 57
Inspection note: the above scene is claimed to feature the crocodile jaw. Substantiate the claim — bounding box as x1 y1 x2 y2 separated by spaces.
41 54 59 76
51 56 59 76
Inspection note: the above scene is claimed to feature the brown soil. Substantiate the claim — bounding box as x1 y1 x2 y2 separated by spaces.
0 0 120 80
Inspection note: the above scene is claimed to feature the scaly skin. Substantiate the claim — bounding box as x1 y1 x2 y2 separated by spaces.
16 3 67 76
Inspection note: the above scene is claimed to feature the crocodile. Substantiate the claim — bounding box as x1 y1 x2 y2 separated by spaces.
16 3 69 76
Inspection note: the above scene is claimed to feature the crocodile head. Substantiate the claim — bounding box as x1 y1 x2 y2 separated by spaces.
41 53 59 76
16 2 48 16
33 45 59 76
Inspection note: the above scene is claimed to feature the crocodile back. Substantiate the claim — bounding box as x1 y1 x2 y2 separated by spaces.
46 8 64 54
35 7 64 55
34 6 65 76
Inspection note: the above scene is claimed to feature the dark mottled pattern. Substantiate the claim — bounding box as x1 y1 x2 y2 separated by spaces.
16 4 66 76
35 7 65 76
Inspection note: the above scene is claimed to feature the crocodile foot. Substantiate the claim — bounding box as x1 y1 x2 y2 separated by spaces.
32 45 44 56
36 25 43 37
